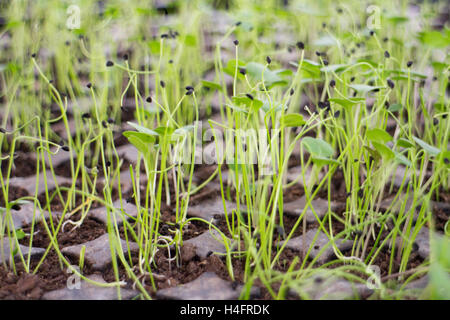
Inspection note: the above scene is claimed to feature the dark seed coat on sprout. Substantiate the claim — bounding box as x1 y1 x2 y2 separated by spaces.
350 76 355 82
82 113 91 119
315 51 321 57
146 96 152 103
290 88 294 96
444 158 450 165
106 60 114 67
31 53 36 58
185 86 194 91
123 54 129 60
334 110 340 118
233 39 239 46
246 93 254 100
62 146 70 152
107 118 114 124
323 59 329 66
86 83 92 89
330 80 336 87
11 204 21 210
0 128 6 133
160 80 166 88
102 120 107 128
239 68 246 75
296 41 304 50
370 30 375 36
384 51 390 58
407 61 413 67
387 79 395 89
161 34 169 38
266 56 271 64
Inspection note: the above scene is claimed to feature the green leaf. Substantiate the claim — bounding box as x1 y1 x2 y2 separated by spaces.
275 69 294 77
394 152 411 166
433 103 445 112
126 122 158 136
291 59 321 79
15 229 26 241
310 156 340 166
225 104 248 114
261 101 287 113
201 80 223 91
154 126 175 137
388 103 403 112
104 6 120 18
281 114 306 127
412 136 441 156
302 137 334 159
366 128 393 144
432 61 448 73
123 131 155 154
418 30 450 49
223 59 246 78
232 96 263 111
396 138 414 148
245 62 288 87
372 141 395 160
329 98 364 109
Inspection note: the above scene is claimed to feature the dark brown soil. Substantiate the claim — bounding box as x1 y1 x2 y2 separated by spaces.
19 216 106 249
1 140 445 300
1 152 38 178
0 185 29 208
0 251 69 300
